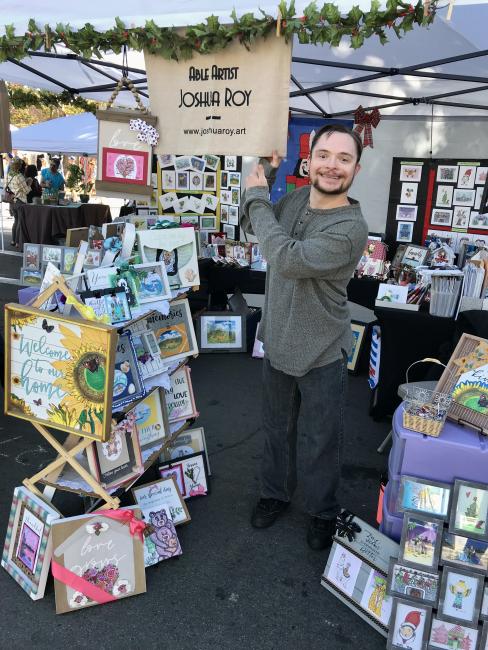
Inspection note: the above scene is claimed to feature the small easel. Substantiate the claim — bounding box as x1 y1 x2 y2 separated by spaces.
20 277 121 510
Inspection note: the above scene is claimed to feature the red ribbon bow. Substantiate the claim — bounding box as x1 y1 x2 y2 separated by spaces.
354 105 381 148
102 509 147 541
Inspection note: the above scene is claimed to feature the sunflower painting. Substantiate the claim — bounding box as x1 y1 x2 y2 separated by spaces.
5 304 117 442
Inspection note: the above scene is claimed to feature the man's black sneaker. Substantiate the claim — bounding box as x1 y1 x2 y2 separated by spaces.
307 516 336 550
251 498 290 529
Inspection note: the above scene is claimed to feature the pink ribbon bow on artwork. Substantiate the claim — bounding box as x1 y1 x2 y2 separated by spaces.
102 509 147 541
354 105 381 148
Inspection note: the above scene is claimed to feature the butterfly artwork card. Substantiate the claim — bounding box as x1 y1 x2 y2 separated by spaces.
159 452 209 500
50 508 146 614
1 486 61 600
5 304 117 442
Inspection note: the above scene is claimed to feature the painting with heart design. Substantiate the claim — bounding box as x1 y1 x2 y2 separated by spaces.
5 304 117 442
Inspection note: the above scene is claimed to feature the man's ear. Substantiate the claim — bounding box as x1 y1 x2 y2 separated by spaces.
354 163 361 177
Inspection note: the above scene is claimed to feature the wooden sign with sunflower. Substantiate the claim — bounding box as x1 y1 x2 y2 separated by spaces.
5 304 118 442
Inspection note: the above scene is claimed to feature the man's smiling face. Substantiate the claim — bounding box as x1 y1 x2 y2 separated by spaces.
308 131 360 197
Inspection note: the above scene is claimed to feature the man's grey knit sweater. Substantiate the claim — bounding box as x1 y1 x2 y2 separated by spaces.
241 168 368 377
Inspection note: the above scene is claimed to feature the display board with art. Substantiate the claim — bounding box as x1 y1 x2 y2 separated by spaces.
385 157 488 256
157 154 242 240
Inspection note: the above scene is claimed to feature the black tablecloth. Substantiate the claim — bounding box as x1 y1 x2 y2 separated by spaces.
15 203 112 247
199 260 379 310
371 307 457 419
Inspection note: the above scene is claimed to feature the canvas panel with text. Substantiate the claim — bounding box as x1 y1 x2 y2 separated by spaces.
5 304 117 442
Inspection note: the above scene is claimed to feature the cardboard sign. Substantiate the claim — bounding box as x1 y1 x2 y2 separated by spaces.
5 304 117 442
145 36 292 156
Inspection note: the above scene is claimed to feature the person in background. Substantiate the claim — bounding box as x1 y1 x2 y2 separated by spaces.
40 157 65 198
8 158 30 247
25 164 42 203
241 124 368 551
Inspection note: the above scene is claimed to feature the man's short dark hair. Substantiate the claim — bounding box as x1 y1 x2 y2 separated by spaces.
309 124 363 163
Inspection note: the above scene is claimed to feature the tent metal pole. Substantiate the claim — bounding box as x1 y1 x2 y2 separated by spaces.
26 51 146 75
76 78 148 93
290 75 329 117
6 58 76 93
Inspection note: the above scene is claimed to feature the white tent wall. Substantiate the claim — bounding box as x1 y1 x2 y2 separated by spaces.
351 117 488 233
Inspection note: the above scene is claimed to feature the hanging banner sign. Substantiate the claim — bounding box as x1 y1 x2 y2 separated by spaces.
145 36 292 157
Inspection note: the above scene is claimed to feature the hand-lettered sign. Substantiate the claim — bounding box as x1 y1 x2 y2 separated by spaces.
5 304 117 442
145 36 292 156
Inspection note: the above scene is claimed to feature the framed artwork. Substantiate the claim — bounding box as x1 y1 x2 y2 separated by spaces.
101 147 149 186
430 209 453 227
400 183 418 204
228 205 239 226
51 508 146 613
84 249 102 268
457 166 477 189
23 243 41 269
180 215 200 227
452 206 471 229
400 164 423 182
231 188 240 205
132 387 171 456
449 479 488 541
220 204 229 223
129 262 172 303
435 333 488 435
204 154 219 170
20 268 42 285
132 476 190 527
87 411 143 490
81 288 132 325
202 193 219 212
475 186 485 210
188 171 203 190
386 558 440 606
225 155 237 171
42 245 63 265
428 616 480 650
174 155 191 171
197 312 246 353
161 169 176 190
386 597 431 650
176 171 189 191
323 541 392 637
397 222 414 243
436 165 459 183
399 513 444 571
136 502 182 568
159 452 209 500
162 426 211 475
164 365 198 423
203 172 216 191
398 476 451 520
476 167 488 185
440 531 488 573
481 621 488 649
481 586 488 621
190 156 206 173
401 245 429 269
228 171 241 187
61 247 78 274
138 227 200 289
437 566 484 625
436 185 454 208
348 321 366 373
220 189 232 205
85 266 118 291
453 188 475 207
1 486 61 600
112 332 146 411
5 304 117 442
220 171 229 188
223 224 236 239
201 216 216 230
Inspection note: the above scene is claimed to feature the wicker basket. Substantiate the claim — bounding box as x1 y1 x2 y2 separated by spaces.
402 358 453 437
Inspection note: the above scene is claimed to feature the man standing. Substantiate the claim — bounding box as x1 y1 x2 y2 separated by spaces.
40 158 65 199
241 124 368 550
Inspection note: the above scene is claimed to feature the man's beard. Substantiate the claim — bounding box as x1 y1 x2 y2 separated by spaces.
310 174 354 196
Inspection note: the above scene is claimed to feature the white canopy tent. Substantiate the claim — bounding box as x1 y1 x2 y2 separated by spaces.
0 1 487 117
10 112 97 154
